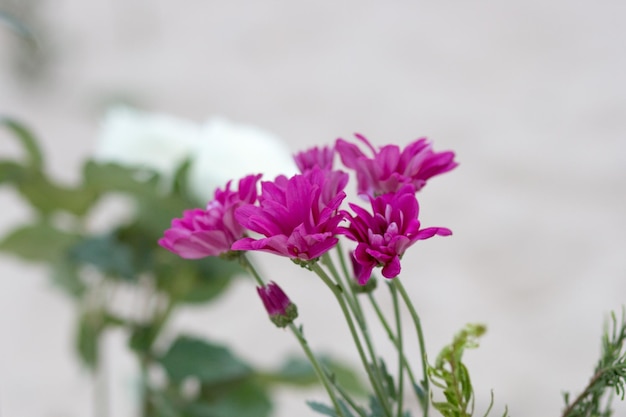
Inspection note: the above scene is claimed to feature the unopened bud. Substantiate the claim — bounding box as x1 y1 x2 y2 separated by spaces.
257 281 298 328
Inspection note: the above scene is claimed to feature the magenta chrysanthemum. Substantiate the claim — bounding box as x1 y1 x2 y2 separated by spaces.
158 174 261 258
294 145 335 173
335 134 457 197
339 185 452 284
232 168 348 261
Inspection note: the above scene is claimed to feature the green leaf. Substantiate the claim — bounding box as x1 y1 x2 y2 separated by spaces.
0 222 80 263
307 401 340 417
324 356 367 396
368 395 386 417
0 116 43 169
76 310 106 368
68 234 136 280
50 257 86 297
378 358 396 401
171 158 193 199
158 336 252 385
185 380 272 417
83 160 159 195
259 354 366 395
0 160 24 184
307 400 355 417
129 324 157 353
155 253 241 304
16 171 97 216
262 356 319 386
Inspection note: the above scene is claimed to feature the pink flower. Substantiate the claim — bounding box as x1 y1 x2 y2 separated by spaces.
257 281 298 328
158 174 261 258
232 168 348 261
294 145 335 173
335 134 457 197
339 185 452 284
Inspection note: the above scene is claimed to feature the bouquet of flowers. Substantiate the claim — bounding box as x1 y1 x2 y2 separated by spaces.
159 131 626 417
2 111 625 417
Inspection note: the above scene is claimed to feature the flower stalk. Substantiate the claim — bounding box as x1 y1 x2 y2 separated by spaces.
311 261 394 417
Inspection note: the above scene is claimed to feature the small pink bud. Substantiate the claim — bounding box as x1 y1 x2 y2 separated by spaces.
257 281 298 328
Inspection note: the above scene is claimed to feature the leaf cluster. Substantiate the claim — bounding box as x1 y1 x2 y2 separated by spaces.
562 309 626 417
429 324 508 417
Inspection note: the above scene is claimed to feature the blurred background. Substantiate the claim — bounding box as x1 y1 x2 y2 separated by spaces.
1 0 625 416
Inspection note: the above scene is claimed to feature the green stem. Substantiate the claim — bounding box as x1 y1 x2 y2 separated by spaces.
335 241 352 288
240 255 349 417
324 252 392 411
322 253 362 325
367 293 419 395
311 262 393 417
289 323 347 417
390 281 405 417
395 278 430 417
240 254 266 286
140 356 152 416
323 370 368 417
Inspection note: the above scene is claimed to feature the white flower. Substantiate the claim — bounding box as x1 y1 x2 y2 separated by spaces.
94 106 202 182
187 116 298 203
93 107 297 204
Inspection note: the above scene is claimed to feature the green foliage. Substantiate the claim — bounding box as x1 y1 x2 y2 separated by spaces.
562 308 626 417
184 380 272 417
0 117 43 169
307 400 356 417
261 355 366 395
159 336 252 385
1 116 360 416
0 223 80 262
429 324 507 417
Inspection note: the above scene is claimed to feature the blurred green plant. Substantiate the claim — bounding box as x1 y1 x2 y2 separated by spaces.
0 1 52 84
0 116 363 417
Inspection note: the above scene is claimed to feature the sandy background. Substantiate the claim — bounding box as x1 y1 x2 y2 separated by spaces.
1 1 625 416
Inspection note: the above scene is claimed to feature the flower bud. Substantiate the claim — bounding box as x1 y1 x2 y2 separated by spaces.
257 282 298 328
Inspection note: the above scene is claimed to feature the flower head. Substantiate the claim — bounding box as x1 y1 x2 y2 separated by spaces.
159 174 261 258
257 281 298 328
294 145 335 173
335 134 457 197
232 168 348 261
339 185 452 284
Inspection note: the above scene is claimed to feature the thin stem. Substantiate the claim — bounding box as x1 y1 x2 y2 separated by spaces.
140 356 152 416
560 369 609 417
322 253 362 324
390 281 405 417
335 241 352 287
324 254 391 411
311 262 393 417
367 293 419 389
93 346 109 417
289 323 347 417
323 369 368 417
395 278 430 417
240 254 265 286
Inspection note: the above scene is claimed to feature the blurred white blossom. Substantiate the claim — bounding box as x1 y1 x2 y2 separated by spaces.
94 107 297 203
94 106 201 181
187 117 297 203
